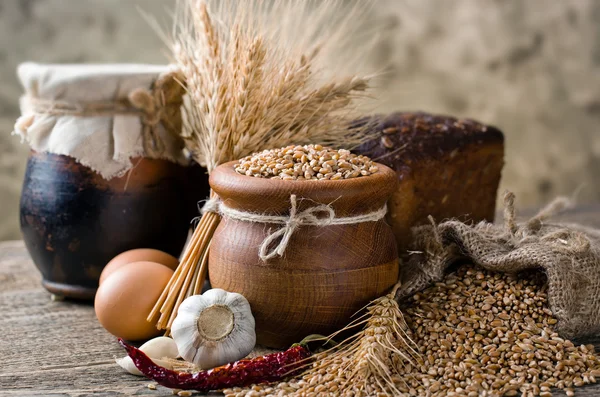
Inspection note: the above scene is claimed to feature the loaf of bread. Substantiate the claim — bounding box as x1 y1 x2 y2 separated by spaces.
355 112 505 251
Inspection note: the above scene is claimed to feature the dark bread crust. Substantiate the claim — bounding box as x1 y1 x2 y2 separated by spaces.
355 111 505 251
357 112 504 164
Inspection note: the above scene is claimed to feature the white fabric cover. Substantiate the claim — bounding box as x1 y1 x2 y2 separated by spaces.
13 62 188 179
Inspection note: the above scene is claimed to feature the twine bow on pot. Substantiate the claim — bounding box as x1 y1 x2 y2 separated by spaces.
257 194 335 260
211 194 388 261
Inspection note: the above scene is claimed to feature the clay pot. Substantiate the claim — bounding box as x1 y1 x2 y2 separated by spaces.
208 160 399 348
20 151 209 300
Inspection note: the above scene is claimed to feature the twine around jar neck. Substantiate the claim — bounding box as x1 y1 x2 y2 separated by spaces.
23 96 138 117
202 194 388 261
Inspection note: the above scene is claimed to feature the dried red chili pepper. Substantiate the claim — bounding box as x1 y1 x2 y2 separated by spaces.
118 338 312 391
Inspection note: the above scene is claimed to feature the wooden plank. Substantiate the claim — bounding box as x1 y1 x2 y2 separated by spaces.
0 241 160 396
0 242 255 397
2 204 600 396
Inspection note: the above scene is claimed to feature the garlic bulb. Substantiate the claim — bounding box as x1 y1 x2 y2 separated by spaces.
116 336 179 376
171 288 256 369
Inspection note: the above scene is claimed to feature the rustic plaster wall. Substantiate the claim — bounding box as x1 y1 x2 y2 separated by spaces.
0 0 599 241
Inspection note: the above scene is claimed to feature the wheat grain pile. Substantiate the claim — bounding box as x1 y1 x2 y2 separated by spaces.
225 264 600 397
396 265 600 397
234 145 379 180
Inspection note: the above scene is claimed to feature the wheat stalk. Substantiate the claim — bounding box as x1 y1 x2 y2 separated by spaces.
149 0 382 332
308 283 420 395
176 0 379 171
223 283 420 396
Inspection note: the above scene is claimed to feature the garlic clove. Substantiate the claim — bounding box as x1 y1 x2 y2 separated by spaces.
199 288 229 305
177 294 211 315
224 293 256 355
116 336 180 375
116 356 144 376
171 312 203 365
194 340 237 370
116 356 176 376
139 336 179 359
225 292 255 327
193 333 255 369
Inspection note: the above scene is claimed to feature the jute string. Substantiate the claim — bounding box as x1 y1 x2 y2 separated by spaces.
201 194 387 261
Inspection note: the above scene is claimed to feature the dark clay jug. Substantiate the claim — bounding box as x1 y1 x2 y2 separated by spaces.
14 63 209 300
20 152 209 299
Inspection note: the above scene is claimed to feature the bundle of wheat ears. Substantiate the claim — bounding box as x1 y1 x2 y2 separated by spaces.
308 283 419 396
223 284 419 397
148 0 382 332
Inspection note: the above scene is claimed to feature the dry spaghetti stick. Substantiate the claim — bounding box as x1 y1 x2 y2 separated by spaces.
187 251 202 297
190 213 219 295
147 223 204 323
157 254 195 327
166 226 206 295
193 241 211 295
167 249 202 329
147 239 190 323
167 216 219 328
178 216 208 264
158 217 212 314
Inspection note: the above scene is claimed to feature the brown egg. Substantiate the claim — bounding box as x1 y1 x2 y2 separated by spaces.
99 248 179 284
95 261 173 341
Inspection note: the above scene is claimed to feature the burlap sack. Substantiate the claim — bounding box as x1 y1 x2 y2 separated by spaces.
13 63 189 179
395 191 600 339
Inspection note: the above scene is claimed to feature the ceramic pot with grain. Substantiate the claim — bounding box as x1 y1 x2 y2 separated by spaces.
208 160 399 348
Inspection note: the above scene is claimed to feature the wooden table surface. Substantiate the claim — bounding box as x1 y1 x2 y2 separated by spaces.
2 204 600 396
